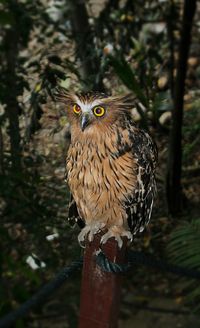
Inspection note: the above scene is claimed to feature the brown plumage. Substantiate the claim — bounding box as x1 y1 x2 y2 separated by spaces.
55 88 157 248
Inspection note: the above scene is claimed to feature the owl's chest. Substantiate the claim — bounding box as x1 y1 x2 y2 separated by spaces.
66 141 137 203
66 143 105 193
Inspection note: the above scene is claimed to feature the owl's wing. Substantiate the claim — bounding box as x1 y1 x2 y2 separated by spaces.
124 125 157 234
67 194 85 228
64 156 85 229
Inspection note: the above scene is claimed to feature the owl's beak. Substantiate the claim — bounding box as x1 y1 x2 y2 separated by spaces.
81 113 90 131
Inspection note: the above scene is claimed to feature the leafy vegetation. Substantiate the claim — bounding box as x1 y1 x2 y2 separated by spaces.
0 0 200 327
167 219 200 311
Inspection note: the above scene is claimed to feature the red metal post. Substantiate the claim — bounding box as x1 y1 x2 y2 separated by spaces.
78 234 127 328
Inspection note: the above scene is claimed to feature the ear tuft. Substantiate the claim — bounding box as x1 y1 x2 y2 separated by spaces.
101 93 137 111
54 86 74 104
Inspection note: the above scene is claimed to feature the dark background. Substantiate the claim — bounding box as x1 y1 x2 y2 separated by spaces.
0 0 200 327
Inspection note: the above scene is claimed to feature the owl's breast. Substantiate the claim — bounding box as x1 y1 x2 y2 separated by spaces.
67 142 104 195
66 140 138 223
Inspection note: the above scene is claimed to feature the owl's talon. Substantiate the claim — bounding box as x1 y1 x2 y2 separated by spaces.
79 240 86 248
100 226 133 248
78 222 106 245
116 236 123 248
78 226 90 243
88 230 96 242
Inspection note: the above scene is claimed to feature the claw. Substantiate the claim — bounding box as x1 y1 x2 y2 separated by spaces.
78 222 105 246
122 230 133 241
101 231 123 248
100 226 133 248
78 226 90 242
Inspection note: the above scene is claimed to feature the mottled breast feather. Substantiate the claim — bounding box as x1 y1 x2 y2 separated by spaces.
66 114 157 236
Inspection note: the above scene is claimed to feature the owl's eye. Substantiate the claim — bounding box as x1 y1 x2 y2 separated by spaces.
73 104 81 114
93 106 105 117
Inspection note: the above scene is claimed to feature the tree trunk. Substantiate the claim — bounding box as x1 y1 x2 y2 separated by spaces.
166 0 197 215
4 22 21 172
0 125 4 174
67 0 104 91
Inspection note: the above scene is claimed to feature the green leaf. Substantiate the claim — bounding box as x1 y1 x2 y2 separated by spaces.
167 219 200 311
109 55 148 108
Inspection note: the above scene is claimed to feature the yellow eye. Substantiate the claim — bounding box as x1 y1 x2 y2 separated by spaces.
73 104 81 114
93 106 105 117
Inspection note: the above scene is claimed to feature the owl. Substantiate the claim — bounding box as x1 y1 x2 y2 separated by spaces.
55 88 157 248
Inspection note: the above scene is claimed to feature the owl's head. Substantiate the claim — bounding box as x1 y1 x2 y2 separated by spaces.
55 87 135 133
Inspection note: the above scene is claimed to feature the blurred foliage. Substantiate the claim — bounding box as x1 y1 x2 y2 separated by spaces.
182 101 200 164
167 219 200 311
0 0 199 326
